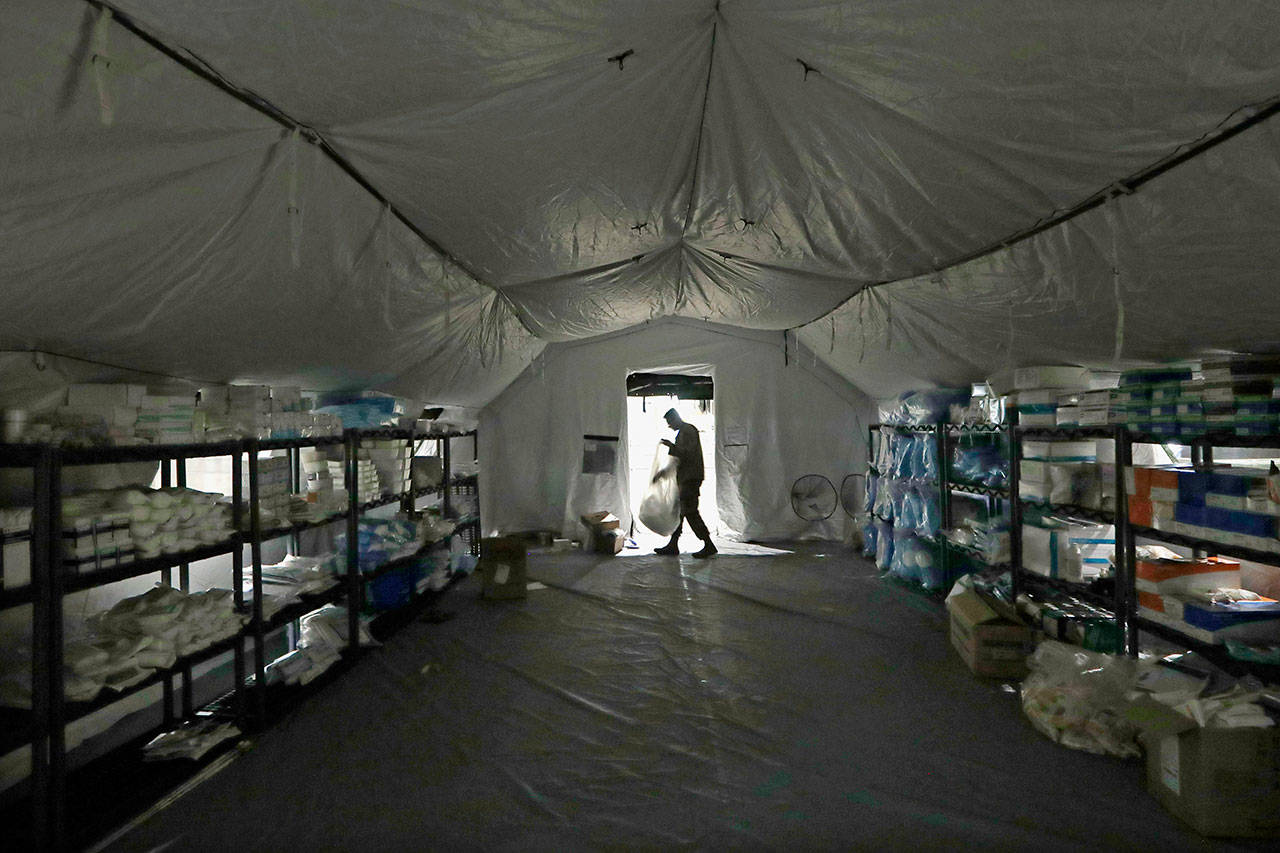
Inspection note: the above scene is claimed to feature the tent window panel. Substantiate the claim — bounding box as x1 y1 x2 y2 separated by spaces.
583 435 619 475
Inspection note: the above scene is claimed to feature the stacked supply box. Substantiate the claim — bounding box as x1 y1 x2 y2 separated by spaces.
1054 389 1113 427
1136 552 1280 644
136 394 197 444
245 454 291 526
60 383 147 444
1021 513 1115 583
946 589 1035 678
1009 365 1093 427
61 492 133 574
1199 355 1280 437
1015 590 1122 653
1020 439 1100 507
300 447 346 517
1111 365 1196 438
0 508 33 590
335 451 382 504
199 384 272 440
1127 463 1280 554
365 439 412 497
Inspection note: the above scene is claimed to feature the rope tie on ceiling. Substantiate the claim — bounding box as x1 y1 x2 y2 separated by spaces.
288 128 302 269
1106 194 1126 362
857 291 867 364
91 6 114 126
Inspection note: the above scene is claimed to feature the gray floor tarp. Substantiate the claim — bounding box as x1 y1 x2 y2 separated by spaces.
105 543 1257 851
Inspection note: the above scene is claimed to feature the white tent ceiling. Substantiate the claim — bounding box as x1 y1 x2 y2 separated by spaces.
3 0 1279 404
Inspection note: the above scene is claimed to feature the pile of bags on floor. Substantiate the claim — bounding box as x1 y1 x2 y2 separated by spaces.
0 584 246 708
1020 639 1277 759
143 718 242 761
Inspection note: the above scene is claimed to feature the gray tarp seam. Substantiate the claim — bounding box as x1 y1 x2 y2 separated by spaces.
84 0 542 340
788 92 1280 334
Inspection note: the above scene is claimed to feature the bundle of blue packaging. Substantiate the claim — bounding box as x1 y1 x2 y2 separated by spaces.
336 518 422 573
313 393 403 429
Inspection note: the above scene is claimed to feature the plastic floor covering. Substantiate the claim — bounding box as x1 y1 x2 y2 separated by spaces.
102 542 1262 852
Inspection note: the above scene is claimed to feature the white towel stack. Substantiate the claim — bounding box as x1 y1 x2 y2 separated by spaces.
0 584 246 709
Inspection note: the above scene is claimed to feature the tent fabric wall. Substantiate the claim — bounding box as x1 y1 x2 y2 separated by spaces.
0 0 542 408
796 111 1280 400
9 0 1273 365
479 318 871 543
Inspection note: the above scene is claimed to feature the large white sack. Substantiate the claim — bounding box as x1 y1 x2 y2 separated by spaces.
638 442 680 536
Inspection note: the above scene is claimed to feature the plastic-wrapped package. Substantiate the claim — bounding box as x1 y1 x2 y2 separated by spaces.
861 518 878 558
864 474 879 515
881 389 972 425
872 481 894 520
915 486 941 538
888 528 919 583
894 488 915 532
1020 640 1141 758
917 540 945 591
889 432 912 478
875 518 893 570
918 436 939 480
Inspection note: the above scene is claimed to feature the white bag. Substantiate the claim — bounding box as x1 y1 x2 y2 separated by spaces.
638 441 680 536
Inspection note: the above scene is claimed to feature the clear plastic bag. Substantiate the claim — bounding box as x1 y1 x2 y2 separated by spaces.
861 518 878 558
1020 640 1141 758
638 441 680 536
915 486 940 538
875 518 894 570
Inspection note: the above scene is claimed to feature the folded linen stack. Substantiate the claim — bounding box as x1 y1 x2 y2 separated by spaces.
0 584 245 708
110 486 233 560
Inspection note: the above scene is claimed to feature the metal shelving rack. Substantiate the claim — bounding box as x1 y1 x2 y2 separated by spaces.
1010 425 1132 652
939 423 1011 577
0 425 481 850
1122 430 1280 678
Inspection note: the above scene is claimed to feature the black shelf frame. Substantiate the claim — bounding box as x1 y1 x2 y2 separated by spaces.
3 426 481 849
1009 423 1131 653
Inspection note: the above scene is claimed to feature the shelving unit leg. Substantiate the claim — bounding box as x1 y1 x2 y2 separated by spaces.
345 431 361 652
45 450 66 851
29 447 54 852
247 442 266 727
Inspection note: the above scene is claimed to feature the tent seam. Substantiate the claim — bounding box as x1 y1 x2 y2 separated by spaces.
81 0 543 341
786 92 1280 333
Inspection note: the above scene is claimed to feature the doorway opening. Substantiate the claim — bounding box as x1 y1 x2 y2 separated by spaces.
625 372 718 551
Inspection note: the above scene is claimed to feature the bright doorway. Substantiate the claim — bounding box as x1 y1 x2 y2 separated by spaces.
625 377 718 550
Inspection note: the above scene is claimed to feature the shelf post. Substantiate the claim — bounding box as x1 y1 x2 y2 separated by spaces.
346 430 361 651
230 446 247 728
45 448 66 851
1008 427 1023 605
1115 424 1136 656
247 440 265 727
29 447 54 852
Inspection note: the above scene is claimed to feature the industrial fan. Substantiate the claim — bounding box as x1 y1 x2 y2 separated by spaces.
839 474 863 518
790 474 838 521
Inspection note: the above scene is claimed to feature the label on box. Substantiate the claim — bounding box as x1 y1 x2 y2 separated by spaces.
1160 736 1181 794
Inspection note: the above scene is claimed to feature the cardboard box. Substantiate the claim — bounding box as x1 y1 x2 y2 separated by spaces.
1135 555 1240 595
479 536 527 600
1013 365 1092 391
579 511 620 531
580 511 624 555
946 590 1034 679
1127 698 1280 838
